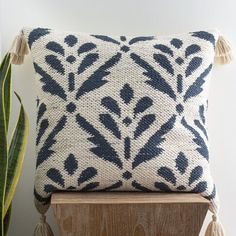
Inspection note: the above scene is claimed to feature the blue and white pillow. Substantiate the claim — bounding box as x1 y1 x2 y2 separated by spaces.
22 27 219 212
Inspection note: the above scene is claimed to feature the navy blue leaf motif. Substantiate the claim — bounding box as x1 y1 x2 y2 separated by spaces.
177 74 183 93
176 104 184 114
101 96 121 117
184 64 212 102
185 44 201 58
192 181 207 193
78 167 97 185
133 115 176 169
177 185 186 191
66 102 76 113
134 114 155 139
175 57 184 65
64 154 78 175
175 152 188 174
124 137 131 160
194 120 208 139
120 36 126 41
44 184 58 194
206 185 216 200
132 181 152 192
158 167 176 185
78 53 99 74
47 168 65 187
45 55 65 75
155 182 171 191
64 35 78 47
36 97 40 107
120 84 134 104
76 114 122 169
129 36 154 45
34 188 50 204
122 171 132 180
28 28 50 48
133 97 153 118
154 54 174 75
67 186 76 190
189 166 203 186
68 73 75 92
76 53 122 99
66 55 76 64
154 44 173 57
92 35 120 45
99 114 121 139
120 45 130 52
191 31 216 47
99 181 123 191
123 117 132 126
170 38 183 48
36 115 67 167
181 118 209 160
46 41 64 56
34 63 67 100
199 105 206 124
80 182 99 191
185 57 202 77
78 43 96 55
37 103 46 124
131 53 176 100
36 119 49 146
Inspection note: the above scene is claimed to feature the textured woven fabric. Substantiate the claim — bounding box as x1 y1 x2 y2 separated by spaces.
23 27 219 211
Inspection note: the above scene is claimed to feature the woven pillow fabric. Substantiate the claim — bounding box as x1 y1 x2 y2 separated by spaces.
22 28 219 211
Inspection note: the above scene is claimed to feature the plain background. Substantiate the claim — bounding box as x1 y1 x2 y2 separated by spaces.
0 0 235 235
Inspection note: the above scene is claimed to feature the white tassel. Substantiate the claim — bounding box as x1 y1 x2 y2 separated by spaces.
9 31 29 65
205 214 225 236
34 214 54 236
215 35 233 64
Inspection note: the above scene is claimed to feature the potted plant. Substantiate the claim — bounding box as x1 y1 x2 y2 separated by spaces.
0 53 29 235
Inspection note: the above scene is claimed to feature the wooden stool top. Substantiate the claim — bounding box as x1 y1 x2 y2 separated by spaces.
51 192 209 204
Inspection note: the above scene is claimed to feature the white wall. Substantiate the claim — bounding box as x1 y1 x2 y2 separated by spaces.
0 0 235 235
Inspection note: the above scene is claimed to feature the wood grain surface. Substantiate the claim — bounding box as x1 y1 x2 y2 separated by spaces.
51 192 209 236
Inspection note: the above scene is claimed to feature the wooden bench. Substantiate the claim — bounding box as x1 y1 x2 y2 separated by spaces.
51 192 209 236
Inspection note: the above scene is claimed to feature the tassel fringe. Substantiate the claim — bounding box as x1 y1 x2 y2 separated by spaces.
215 35 233 64
10 32 29 65
205 201 225 236
34 214 54 236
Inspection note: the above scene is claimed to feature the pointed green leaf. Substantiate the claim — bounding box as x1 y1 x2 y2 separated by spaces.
0 53 11 235
4 66 12 132
3 204 11 236
4 93 29 217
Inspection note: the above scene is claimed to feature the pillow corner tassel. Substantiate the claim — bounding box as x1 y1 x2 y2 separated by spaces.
215 35 233 65
33 214 54 236
9 30 29 65
34 201 54 236
205 203 225 236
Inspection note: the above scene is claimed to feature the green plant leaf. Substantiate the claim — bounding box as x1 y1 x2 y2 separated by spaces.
3 204 11 236
4 66 12 132
4 92 29 217
0 53 11 235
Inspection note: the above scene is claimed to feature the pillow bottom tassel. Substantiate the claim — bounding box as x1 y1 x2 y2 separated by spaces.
205 215 225 236
205 202 225 236
33 214 54 236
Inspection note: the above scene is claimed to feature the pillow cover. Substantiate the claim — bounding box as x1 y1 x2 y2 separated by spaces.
21 28 220 208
